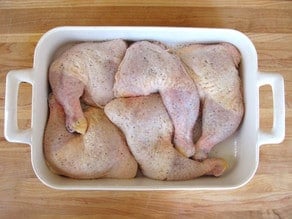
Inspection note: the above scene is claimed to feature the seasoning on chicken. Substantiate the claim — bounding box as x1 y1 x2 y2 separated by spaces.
113 41 200 158
176 43 244 160
105 94 228 181
44 95 138 179
49 39 127 134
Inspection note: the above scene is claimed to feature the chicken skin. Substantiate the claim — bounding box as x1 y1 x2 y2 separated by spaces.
176 43 244 160
113 41 200 157
105 94 227 181
44 95 137 179
49 39 127 134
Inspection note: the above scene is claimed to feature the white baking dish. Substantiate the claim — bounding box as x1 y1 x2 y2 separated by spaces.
4 27 285 190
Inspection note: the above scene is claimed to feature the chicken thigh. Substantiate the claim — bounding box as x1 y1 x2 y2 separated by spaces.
104 94 227 180
113 41 200 157
44 95 137 179
49 39 127 134
176 43 244 160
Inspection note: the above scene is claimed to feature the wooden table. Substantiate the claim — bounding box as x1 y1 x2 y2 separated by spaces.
0 1 291 218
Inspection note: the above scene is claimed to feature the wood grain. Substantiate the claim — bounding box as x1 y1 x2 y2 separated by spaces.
0 7 291 34
0 0 291 218
1 0 291 9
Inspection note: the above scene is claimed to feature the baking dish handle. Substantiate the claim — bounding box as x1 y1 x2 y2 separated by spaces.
257 72 285 146
4 69 33 146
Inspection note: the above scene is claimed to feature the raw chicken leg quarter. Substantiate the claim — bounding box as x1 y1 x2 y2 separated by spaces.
176 43 244 160
113 41 200 157
49 39 127 134
44 95 138 179
104 94 228 181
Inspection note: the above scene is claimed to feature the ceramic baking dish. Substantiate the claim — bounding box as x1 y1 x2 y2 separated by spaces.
4 27 285 190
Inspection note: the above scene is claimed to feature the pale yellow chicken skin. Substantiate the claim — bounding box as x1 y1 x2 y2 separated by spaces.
49 39 127 134
105 94 227 181
176 43 244 160
45 39 241 180
114 41 200 158
44 95 138 179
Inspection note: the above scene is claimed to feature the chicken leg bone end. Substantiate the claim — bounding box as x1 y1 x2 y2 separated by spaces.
204 158 228 177
66 116 88 135
192 148 208 161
